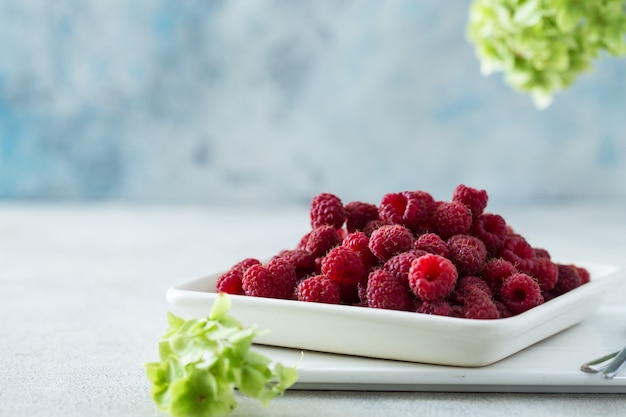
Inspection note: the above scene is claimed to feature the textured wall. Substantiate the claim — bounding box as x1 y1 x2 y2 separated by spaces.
1 0 625 206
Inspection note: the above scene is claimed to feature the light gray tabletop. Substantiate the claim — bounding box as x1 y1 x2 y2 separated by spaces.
2 202 626 417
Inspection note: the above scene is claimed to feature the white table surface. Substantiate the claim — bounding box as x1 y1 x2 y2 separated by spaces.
2 201 626 417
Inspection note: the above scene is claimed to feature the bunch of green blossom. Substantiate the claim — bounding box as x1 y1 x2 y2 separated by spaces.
145 294 298 417
468 0 626 108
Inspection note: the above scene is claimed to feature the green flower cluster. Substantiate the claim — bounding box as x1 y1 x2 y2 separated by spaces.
145 294 298 417
467 0 626 108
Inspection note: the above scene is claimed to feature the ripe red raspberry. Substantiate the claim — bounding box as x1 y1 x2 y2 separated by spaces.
379 190 434 232
344 201 379 233
452 184 488 218
430 201 472 239
383 251 421 289
368 224 414 262
531 257 559 291
446 234 488 276
408 253 458 301
216 258 262 295
242 258 297 299
273 249 316 279
366 269 414 311
482 258 517 294
414 232 449 258
304 225 341 258
500 272 544 315
499 234 536 274
470 213 507 256
310 192 345 229
449 275 492 305
461 290 500 319
342 231 379 269
534 247 551 259
296 274 341 304
321 246 366 286
417 299 454 317
553 264 583 295
576 266 590 284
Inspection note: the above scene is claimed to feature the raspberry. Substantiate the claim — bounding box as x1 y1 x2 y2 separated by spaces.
446 234 488 276
216 258 262 295
362 219 388 236
449 275 492 305
499 234 536 274
500 273 544 315
576 266 591 284
470 213 507 256
242 258 297 299
273 249 316 279
304 225 342 258
534 247 551 259
417 299 454 317
368 224 414 262
321 246 366 286
461 290 500 319
553 264 583 295
296 274 341 304
482 258 517 294
379 190 434 232
430 201 473 239
366 269 414 311
309 192 345 229
408 253 458 301
414 232 449 258
531 257 559 291
342 231 379 269
383 252 421 289
344 201 379 233
452 184 488 218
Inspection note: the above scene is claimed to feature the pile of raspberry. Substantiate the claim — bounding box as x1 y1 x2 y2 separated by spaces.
215 185 590 320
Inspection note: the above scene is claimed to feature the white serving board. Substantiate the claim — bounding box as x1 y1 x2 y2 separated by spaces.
255 305 626 393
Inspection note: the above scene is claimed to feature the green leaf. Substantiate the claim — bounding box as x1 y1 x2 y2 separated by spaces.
513 0 542 27
209 292 232 321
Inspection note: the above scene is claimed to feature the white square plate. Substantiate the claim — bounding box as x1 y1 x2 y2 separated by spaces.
166 262 624 367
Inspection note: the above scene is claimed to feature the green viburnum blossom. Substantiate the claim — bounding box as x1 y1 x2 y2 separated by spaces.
467 0 626 108
145 294 299 417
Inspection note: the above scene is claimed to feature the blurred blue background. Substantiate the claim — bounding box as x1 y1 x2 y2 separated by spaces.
0 0 625 206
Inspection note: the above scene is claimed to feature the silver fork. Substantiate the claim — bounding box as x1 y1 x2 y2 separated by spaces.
581 344 626 379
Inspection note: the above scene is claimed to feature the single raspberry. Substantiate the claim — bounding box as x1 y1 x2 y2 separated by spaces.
215 258 262 295
414 232 449 258
309 192 345 229
449 275 492 305
344 201 379 233
500 272 544 315
417 299 454 317
553 264 583 295
368 224 414 262
321 246 366 286
446 234 488 276
383 251 421 289
362 219 388 236
482 258 517 294
296 274 341 304
366 269 414 311
379 190 434 232
531 257 559 291
461 290 499 319
242 258 297 299
342 231 379 269
273 249 316 279
498 234 536 274
430 201 472 239
470 213 507 256
408 253 458 301
304 225 341 258
452 184 488 218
